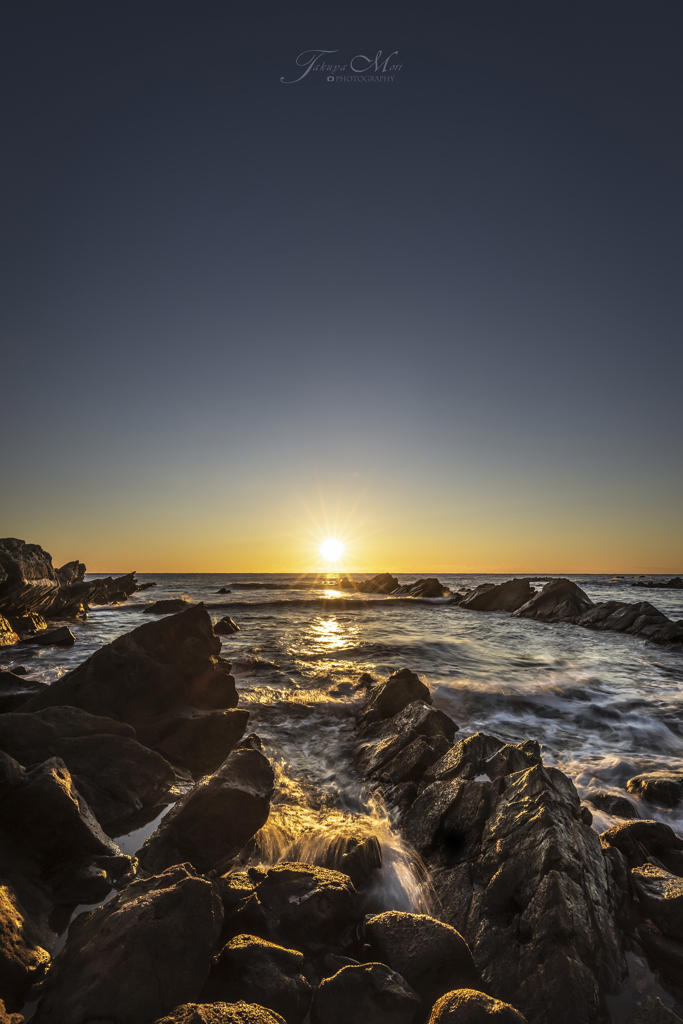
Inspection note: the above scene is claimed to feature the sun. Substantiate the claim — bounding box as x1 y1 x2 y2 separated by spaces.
320 538 345 563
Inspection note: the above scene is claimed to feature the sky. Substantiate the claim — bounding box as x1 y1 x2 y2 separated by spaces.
1 2 682 573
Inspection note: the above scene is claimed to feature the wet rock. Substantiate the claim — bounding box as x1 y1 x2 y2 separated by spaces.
207 934 312 1023
459 579 535 613
18 625 75 646
154 1004 285 1024
393 578 451 598
358 701 458 774
145 599 192 614
7 666 27 676
365 911 479 1006
138 748 274 875
0 617 18 648
0 750 130 903
0 672 48 713
513 578 594 623
420 733 542 789
214 617 240 635
151 710 250 776
357 670 432 732
233 863 360 952
631 864 683 940
585 791 638 818
137 580 158 590
428 989 527 1023
7 612 47 634
0 706 175 825
338 835 383 889
0 880 50 1008
626 772 683 808
33 864 223 1024
600 820 683 873
625 996 683 1024
217 587 232 594
311 962 421 1024
22 605 238 735
355 672 376 689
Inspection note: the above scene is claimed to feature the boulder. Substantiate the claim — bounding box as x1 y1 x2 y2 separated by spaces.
364 912 479 1006
145 599 193 614
0 880 50 1008
207 934 312 1023
138 748 274 875
214 617 240 635
600 820 683 875
233 863 361 951
631 865 683 940
513 578 594 623
428 989 527 1024
154 1005 285 1024
151 710 250 776
585 791 637 818
459 579 535 613
21 606 238 738
357 670 432 732
0 617 18 648
626 772 683 808
18 625 75 646
0 750 131 903
311 962 421 1024
0 707 175 825
32 864 223 1024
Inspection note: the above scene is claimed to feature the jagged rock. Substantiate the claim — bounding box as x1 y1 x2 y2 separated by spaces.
18 626 75 646
87 571 138 607
0 617 18 648
0 672 48 713
357 701 458 776
0 539 58 616
428 989 527 1023
0 707 175 825
357 670 432 732
22 606 238 740
7 613 47 634
577 601 683 643
206 934 312 1023
420 733 542 789
459 579 535 613
585 791 637 818
393 578 451 598
154 1004 285 1024
55 561 85 585
0 750 130 903
311 962 421 1024
145 599 192 614
232 863 360 952
631 864 683 940
138 748 274 875
625 996 683 1024
513 578 594 623
214 617 240 635
151 710 250 776
600 820 683 875
626 772 683 808
0 880 50 1008
32 864 223 1024
364 911 479 1006
354 573 400 595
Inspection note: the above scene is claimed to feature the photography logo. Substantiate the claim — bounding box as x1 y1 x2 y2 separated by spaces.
280 49 402 84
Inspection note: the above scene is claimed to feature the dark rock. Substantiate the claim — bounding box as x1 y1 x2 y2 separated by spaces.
33 864 223 1024
357 700 458 777
145 599 192 614
513 578 594 623
87 570 139 606
217 588 232 594
154 1004 285 1024
137 581 158 590
339 835 383 889
311 962 421 1024
7 612 47 634
7 666 27 676
0 539 59 616
393 578 451 598
420 733 542 789
0 707 175 825
152 710 250 776
428 989 527 1024
55 561 86 586
214 617 240 635
632 578 683 590
0 672 49 713
22 606 238 738
625 996 683 1024
18 626 75 646
631 864 683 940
585 791 638 818
355 672 376 689
233 862 360 952
459 579 535 613
638 928 683 987
364 911 479 1006
600 820 683 872
0 617 18 648
577 601 683 644
357 670 432 732
207 934 312 1023
626 772 683 808
0 750 131 903
138 748 274 875
0 880 50 1008
356 573 400 595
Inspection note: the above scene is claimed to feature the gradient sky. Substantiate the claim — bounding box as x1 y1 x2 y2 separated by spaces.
1 2 682 573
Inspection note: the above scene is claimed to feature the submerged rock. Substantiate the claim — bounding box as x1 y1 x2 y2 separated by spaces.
138 748 274 875
428 989 527 1024
0 880 50 1009
33 864 223 1024
17 625 75 646
207 934 312 1023
311 962 421 1024
513 578 594 623
145 598 192 614
214 616 240 635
